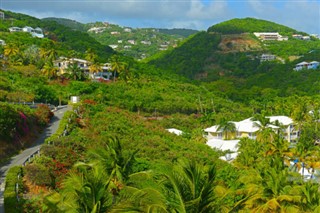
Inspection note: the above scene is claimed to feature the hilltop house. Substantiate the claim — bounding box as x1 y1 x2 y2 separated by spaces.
294 61 320 71
254 32 288 41
87 27 106 34
292 34 310 40
204 116 298 143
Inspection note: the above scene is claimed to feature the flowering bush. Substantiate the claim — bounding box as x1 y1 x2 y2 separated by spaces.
35 104 54 126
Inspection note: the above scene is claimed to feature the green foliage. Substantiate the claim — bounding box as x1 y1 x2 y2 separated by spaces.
158 28 198 37
149 32 221 79
42 17 86 31
4 166 24 213
34 104 54 126
24 163 52 186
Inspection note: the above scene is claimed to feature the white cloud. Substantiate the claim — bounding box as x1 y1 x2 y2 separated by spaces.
0 0 318 33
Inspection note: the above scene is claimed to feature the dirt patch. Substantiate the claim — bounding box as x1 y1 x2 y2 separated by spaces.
23 177 49 196
218 34 262 52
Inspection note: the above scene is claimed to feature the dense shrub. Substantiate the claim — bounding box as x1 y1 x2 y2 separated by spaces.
34 104 54 126
24 164 51 186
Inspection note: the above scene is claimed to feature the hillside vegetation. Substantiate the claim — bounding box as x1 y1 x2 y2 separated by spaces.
3 11 320 213
149 18 320 102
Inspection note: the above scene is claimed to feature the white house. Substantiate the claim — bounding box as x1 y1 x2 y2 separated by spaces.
124 28 132 33
9 26 43 38
254 32 288 41
54 57 90 74
294 61 320 71
205 115 299 162
109 45 118 49
31 27 44 38
0 39 6 45
141 40 151 45
9 27 22 32
0 11 4 20
128 40 135 45
204 115 298 143
260 54 276 62
87 27 106 34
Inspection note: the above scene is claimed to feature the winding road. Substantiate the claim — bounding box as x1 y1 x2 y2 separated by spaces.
0 105 70 213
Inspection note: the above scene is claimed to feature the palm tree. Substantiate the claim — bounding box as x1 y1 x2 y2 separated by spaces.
291 101 311 141
217 119 236 140
159 160 225 213
66 63 85 81
119 62 132 83
110 55 124 82
85 48 98 62
40 47 58 62
111 171 168 212
87 137 139 204
41 60 58 80
4 42 22 65
251 113 276 143
43 163 112 212
234 168 302 213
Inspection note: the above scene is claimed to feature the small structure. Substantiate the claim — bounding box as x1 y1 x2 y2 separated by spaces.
0 11 5 20
141 40 151 45
109 44 118 49
111 31 120 35
260 54 276 62
0 39 6 45
294 61 320 71
124 28 132 33
9 27 22 32
87 27 106 34
292 34 310 40
128 40 135 45
70 96 80 104
166 128 184 136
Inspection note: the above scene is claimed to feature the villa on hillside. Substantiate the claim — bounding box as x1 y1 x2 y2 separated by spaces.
54 57 112 80
9 26 44 38
204 115 298 161
205 115 298 143
294 61 320 71
292 34 311 40
54 57 90 75
260 54 276 62
254 32 288 41
87 27 106 34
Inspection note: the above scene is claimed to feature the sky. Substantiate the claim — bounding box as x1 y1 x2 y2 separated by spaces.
0 0 319 34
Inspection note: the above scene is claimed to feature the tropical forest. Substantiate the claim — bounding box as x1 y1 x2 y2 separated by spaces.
1 9 320 213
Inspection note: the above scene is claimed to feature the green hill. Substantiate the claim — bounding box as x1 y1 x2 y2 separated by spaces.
0 10 114 60
208 17 301 35
149 18 320 101
42 17 86 31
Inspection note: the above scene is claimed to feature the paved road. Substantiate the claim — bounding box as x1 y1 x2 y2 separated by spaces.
0 105 70 213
